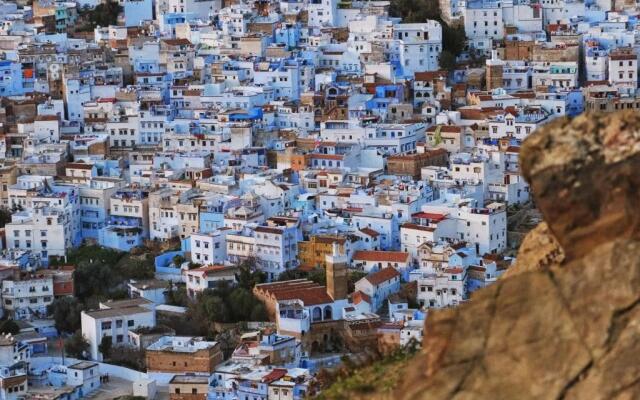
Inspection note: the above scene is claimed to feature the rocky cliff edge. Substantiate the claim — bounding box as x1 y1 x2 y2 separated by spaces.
352 111 640 400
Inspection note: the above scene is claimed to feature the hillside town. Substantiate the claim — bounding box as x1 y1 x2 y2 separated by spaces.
0 0 634 397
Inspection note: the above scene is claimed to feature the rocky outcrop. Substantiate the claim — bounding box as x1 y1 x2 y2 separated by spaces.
384 111 640 400
503 221 564 278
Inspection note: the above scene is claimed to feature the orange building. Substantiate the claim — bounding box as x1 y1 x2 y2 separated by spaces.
297 235 347 270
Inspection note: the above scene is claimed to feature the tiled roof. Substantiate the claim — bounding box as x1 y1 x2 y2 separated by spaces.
352 290 371 305
190 265 238 278
414 71 447 81
401 223 436 232
426 125 461 133
353 251 409 263
261 369 288 383
254 226 283 235
359 227 380 238
276 286 334 306
365 267 400 285
411 212 447 222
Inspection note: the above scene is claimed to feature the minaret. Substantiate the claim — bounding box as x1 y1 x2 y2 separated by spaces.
325 242 348 301
486 49 505 91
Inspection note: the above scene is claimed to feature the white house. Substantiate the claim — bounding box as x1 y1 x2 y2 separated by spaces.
354 267 402 312
66 361 101 396
81 298 156 361
185 265 239 298
464 0 504 44
127 279 169 305
5 206 74 263
422 199 507 255
393 22 443 76
1 275 54 320
351 250 411 276
608 48 637 94
189 231 228 265
415 266 465 309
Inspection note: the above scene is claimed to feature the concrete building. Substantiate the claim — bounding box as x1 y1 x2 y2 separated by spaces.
1 274 54 320
354 267 401 312
81 298 156 361
66 361 100 397
146 336 223 377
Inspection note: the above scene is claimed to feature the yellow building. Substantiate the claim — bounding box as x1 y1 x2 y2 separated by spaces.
0 162 17 208
298 235 347 270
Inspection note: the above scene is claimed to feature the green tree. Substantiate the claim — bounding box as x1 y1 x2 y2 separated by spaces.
308 267 327 286
228 288 259 320
0 207 11 228
389 0 440 23
278 267 326 285
68 245 155 302
172 254 186 267
166 281 189 307
84 0 122 28
277 269 309 281
65 331 90 359
98 336 113 359
48 297 83 334
0 319 20 335
249 302 268 321
188 262 202 270
188 293 229 326
348 271 368 293
235 258 266 289
439 51 457 72
442 24 466 58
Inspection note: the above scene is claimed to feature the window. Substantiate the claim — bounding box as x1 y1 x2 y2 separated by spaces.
128 320 134 327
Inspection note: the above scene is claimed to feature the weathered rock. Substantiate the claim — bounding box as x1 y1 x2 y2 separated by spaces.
520 111 640 262
503 221 564 277
379 111 640 400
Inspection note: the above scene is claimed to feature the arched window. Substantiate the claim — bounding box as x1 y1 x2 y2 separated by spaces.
312 307 322 322
323 306 332 320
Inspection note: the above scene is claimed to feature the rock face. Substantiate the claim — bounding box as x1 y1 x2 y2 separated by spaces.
389 111 640 400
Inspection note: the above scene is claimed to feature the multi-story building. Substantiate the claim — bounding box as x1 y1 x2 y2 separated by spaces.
1 274 54 320
354 267 401 311
0 334 29 400
99 190 149 251
411 267 466 308
393 22 443 76
78 178 124 240
81 298 156 361
226 222 300 280
189 231 229 266
608 48 637 94
5 206 75 264
185 265 238 298
464 0 504 46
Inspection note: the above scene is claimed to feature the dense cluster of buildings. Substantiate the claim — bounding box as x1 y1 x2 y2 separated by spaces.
0 0 639 396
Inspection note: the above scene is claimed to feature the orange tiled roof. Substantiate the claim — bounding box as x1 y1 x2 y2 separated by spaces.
353 251 409 263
